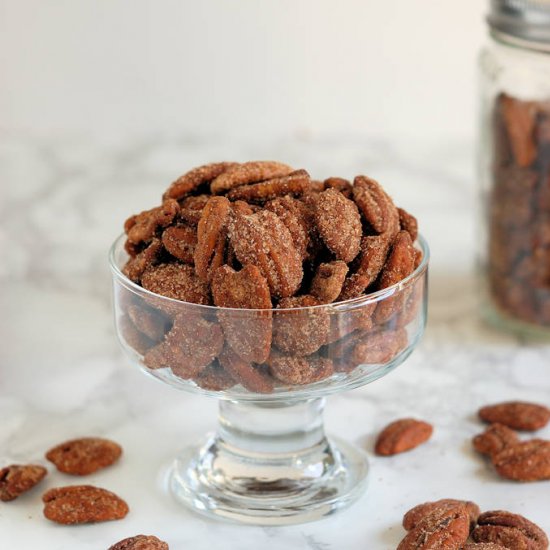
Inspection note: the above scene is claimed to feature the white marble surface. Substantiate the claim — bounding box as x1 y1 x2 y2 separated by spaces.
1 135 549 549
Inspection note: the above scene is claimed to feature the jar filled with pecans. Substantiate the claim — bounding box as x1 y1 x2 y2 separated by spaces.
479 0 550 335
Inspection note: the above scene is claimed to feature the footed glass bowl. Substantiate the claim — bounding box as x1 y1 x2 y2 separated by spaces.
109 234 429 525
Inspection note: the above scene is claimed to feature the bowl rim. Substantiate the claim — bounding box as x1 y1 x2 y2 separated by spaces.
109 232 429 313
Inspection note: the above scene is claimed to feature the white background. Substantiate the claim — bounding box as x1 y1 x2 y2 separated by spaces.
1 0 485 143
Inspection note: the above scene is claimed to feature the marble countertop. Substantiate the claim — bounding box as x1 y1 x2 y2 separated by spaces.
1 135 549 549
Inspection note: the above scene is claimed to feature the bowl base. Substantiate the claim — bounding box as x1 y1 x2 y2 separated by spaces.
169 433 369 525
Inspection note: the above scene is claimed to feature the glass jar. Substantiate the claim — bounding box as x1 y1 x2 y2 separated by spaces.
479 0 550 335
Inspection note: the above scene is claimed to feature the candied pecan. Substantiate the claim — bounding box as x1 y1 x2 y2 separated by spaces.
194 196 231 281
194 362 236 391
472 423 519 457
352 175 399 236
141 263 210 305
228 209 303 298
179 194 210 225
125 199 179 245
309 261 348 303
398 207 419 241
127 304 171 342
0 464 47 501
163 161 238 200
42 485 128 525
397 504 470 550
226 169 310 203
338 234 392 300
109 535 169 550
144 313 223 378
162 225 196 264
264 195 310 259
273 295 330 356
119 315 156 355
375 418 433 456
123 238 163 283
46 437 122 475
478 401 550 431
313 188 362 262
403 499 480 531
210 160 293 194
324 177 352 198
267 351 334 385
218 345 274 393
499 94 538 167
211 265 273 363
349 328 408 366
329 328 373 373
473 510 548 549
492 439 550 481
374 231 416 324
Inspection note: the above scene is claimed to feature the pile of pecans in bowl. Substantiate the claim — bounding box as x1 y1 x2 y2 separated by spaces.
118 161 425 393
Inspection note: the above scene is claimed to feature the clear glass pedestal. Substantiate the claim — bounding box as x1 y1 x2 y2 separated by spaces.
169 398 369 525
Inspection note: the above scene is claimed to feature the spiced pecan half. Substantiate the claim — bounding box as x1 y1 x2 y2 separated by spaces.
352 175 399 236
478 401 550 431
194 196 231 282
210 161 293 194
218 345 274 394
0 464 47 501
472 510 548 549
492 439 550 481
273 295 330 356
375 418 433 456
46 437 122 475
109 535 169 550
141 263 210 305
309 261 349 303
164 161 238 200
403 498 480 531
397 504 471 550
267 351 334 385
313 188 362 263
211 265 272 364
42 485 129 524
472 423 519 457
228 210 303 299
226 169 310 203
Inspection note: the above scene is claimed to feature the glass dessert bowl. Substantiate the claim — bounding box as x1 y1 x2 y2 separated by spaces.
110 233 429 525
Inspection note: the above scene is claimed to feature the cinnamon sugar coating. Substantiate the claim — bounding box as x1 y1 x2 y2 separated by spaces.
228 210 303 298
352 175 399 236
0 464 47 501
164 161 238 200
211 265 273 363
313 189 362 263
210 161 293 194
141 263 210 305
226 169 310 203
194 196 231 281
218 345 274 393
162 225 197 264
273 295 330 356
310 261 348 303
267 351 334 385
